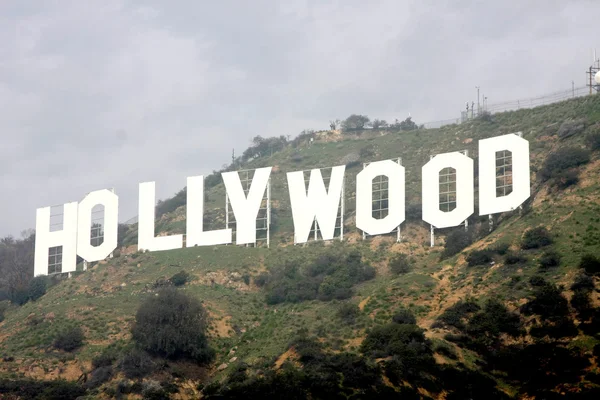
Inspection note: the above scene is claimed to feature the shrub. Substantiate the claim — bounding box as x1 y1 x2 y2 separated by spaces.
170 270 190 287
585 130 600 151
359 144 376 158
86 366 113 389
392 308 416 325
53 326 84 352
570 274 595 292
491 242 510 255
528 276 547 287
345 160 361 169
119 349 156 379
131 288 215 363
27 276 48 301
554 169 580 189
92 346 120 369
434 299 481 330
520 282 570 321
389 254 412 275
521 227 552 250
466 250 493 267
337 303 360 324
442 229 473 259
578 254 600 275
253 272 269 287
504 252 527 265
539 250 561 269
538 147 590 182
558 119 586 139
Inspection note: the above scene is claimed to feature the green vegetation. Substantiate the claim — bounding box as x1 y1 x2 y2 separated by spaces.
131 288 215 363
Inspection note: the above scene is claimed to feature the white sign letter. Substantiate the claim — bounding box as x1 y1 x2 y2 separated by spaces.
422 152 474 228
186 176 232 246
356 160 405 236
34 202 78 276
138 182 183 252
222 167 271 245
479 133 530 215
287 166 345 244
77 189 119 262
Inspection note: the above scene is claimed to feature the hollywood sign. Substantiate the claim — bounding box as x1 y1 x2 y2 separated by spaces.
34 133 530 277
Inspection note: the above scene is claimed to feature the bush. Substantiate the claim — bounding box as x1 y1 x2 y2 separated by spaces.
53 326 84 352
554 169 580 189
585 130 600 151
119 349 156 379
504 252 527 265
538 147 590 182
539 250 561 269
92 346 120 369
558 119 586 139
337 303 360 324
442 229 473 259
570 274 595 292
434 299 481 330
131 288 215 363
86 366 113 389
491 242 510 255
359 144 376 158
170 270 190 287
253 272 269 287
27 276 48 301
478 111 493 122
521 227 552 249
392 308 416 325
578 254 600 275
389 253 412 275
466 250 493 267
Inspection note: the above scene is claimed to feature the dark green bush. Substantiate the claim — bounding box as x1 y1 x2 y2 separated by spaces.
491 242 510 255
53 326 84 352
521 227 552 249
131 288 215 363
170 270 190 287
585 130 600 151
578 254 600 275
336 303 360 324
389 253 412 274
27 276 48 301
570 274 595 291
538 147 590 182
265 250 375 304
119 349 156 379
92 346 120 369
520 282 570 321
442 229 473 259
86 366 113 389
433 299 481 330
539 250 561 269
466 250 493 267
392 308 417 325
504 251 528 265
253 272 269 287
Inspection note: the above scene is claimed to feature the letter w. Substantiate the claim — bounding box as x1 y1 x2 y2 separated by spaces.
286 166 345 244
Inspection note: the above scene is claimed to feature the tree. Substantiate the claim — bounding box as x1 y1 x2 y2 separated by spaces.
371 119 388 129
341 114 370 131
0 232 35 303
131 288 215 363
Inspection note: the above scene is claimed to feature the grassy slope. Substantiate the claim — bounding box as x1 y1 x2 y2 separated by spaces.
1 94 600 387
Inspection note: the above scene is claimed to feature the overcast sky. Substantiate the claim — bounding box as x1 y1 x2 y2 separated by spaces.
0 0 598 237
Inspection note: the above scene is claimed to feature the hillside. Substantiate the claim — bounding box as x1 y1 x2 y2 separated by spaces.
1 94 600 399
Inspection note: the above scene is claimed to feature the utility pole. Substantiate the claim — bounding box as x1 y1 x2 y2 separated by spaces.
232 149 235 167
476 86 480 115
572 80 575 98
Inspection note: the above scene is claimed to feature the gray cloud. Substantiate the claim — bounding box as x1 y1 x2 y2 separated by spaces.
0 0 598 236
